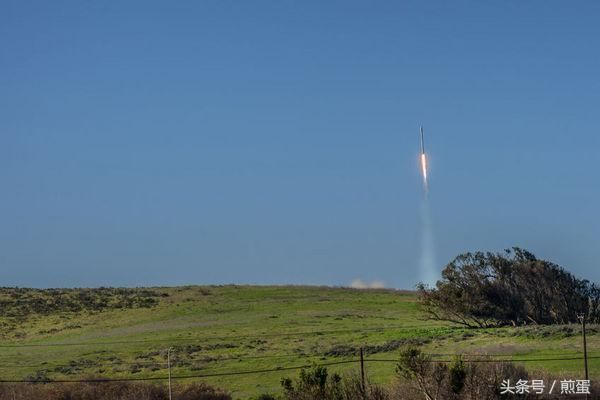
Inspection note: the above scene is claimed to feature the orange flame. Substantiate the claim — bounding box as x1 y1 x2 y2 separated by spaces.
420 153 428 186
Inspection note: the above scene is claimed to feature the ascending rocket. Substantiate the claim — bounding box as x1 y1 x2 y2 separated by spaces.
420 126 428 189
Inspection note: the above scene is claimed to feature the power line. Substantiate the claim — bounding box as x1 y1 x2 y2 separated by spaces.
1 354 598 382
1 351 597 369
0 360 358 384
2 355 599 384
366 356 600 363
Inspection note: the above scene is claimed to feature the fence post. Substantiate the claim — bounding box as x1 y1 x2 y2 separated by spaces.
167 347 174 400
360 346 366 399
577 314 589 400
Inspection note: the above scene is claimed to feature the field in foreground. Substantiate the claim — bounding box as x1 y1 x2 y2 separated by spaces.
0 285 598 399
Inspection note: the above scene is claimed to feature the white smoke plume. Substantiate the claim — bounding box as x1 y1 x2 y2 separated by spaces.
419 198 437 286
350 279 386 289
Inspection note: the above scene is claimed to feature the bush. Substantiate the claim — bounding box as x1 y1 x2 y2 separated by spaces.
0 381 231 400
256 394 279 400
0 287 164 318
281 365 388 400
395 346 533 400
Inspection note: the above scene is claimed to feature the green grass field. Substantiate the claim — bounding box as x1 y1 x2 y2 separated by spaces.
1 285 598 399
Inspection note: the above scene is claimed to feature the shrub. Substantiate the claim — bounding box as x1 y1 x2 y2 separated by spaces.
0 381 231 400
281 365 388 400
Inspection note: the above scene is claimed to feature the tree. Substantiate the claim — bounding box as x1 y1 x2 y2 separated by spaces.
418 248 599 327
396 347 448 400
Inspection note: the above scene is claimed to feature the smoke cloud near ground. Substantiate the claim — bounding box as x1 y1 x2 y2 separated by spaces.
349 279 386 289
419 198 438 286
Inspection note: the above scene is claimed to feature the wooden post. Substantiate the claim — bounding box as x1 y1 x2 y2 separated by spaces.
360 346 366 399
578 314 589 400
582 317 589 381
167 347 174 400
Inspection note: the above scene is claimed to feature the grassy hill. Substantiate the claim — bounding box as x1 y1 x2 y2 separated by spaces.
0 285 598 399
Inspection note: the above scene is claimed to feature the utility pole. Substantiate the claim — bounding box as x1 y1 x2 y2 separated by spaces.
360 346 366 400
167 347 174 400
577 314 589 399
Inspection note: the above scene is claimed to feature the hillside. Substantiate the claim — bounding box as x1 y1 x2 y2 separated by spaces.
0 285 598 399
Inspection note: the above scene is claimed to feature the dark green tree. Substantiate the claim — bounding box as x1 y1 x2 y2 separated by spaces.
418 247 599 326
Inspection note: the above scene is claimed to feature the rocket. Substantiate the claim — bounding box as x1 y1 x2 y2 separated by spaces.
420 126 428 188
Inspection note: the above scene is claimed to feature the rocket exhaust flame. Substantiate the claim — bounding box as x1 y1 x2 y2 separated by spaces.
420 152 428 187
419 126 428 189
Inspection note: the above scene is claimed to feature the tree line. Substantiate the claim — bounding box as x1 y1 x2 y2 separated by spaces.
417 248 600 327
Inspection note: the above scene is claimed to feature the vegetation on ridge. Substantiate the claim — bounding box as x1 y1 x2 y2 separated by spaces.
418 248 600 327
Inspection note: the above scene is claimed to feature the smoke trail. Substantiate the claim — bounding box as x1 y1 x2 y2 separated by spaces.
417 125 436 286
419 197 437 286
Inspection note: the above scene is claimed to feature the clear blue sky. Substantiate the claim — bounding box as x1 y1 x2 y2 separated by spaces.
2 1 599 288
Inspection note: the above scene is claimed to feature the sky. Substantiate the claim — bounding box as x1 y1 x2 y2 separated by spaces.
1 1 600 288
